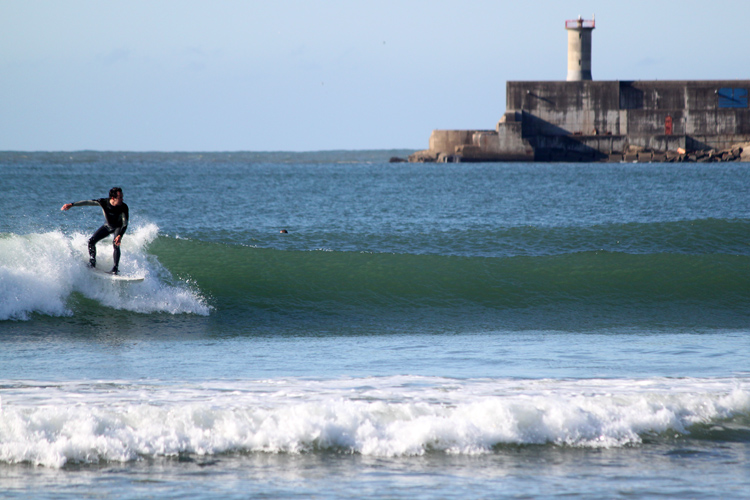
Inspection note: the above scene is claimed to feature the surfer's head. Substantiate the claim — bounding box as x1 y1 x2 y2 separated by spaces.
109 187 123 206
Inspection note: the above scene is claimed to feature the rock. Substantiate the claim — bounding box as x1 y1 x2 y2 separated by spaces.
408 150 439 163
731 142 750 161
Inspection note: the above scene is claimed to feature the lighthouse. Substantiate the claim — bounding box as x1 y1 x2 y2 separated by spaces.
566 16 595 81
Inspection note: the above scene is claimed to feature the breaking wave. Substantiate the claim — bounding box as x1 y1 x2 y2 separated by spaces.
0 225 210 320
1 376 748 467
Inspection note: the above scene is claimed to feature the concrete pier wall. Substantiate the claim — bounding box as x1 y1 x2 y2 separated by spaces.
508 80 750 139
410 79 750 163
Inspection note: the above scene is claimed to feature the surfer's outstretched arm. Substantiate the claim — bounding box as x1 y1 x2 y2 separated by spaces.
61 200 99 211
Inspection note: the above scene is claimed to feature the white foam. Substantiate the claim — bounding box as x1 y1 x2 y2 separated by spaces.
0 376 747 467
0 226 210 320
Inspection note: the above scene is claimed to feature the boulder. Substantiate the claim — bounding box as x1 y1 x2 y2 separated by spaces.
408 150 439 163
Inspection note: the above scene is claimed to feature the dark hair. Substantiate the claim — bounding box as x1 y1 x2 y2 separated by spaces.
109 187 122 199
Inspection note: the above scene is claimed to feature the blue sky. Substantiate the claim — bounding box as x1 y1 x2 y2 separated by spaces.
1 0 747 151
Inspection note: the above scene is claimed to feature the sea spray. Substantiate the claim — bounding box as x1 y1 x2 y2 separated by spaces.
0 225 210 320
0 231 76 320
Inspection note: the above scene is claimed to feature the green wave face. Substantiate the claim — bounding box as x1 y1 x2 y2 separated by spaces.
148 235 750 328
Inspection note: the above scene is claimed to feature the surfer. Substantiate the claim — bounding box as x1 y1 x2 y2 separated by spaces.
61 187 129 275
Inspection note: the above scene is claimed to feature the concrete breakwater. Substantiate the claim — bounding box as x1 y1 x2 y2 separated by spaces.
409 142 749 164
409 80 750 163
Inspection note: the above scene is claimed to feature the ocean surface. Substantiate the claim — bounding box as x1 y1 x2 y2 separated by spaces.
1 151 749 499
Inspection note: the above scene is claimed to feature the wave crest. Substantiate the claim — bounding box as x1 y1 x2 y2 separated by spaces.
1 377 748 467
0 226 210 320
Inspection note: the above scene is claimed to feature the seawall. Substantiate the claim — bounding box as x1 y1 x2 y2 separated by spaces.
410 80 750 163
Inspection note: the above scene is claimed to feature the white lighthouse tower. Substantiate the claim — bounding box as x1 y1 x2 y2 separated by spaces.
566 16 595 81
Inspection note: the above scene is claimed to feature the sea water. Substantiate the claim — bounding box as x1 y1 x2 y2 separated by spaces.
1 152 749 499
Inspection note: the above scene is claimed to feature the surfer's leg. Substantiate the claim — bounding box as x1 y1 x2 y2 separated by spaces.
111 240 121 274
88 226 113 268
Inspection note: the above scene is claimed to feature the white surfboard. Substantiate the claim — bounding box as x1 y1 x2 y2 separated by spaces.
90 267 145 282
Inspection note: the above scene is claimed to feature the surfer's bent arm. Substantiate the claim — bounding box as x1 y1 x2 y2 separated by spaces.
115 208 129 238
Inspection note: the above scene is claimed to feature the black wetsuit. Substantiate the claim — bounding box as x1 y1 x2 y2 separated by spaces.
70 198 129 271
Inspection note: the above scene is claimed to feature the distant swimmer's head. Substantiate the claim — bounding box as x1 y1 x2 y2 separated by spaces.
280 229 288 234
109 187 123 206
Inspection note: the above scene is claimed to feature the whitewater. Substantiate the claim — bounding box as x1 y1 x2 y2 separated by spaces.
1 377 749 468
2 151 750 499
0 225 209 320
